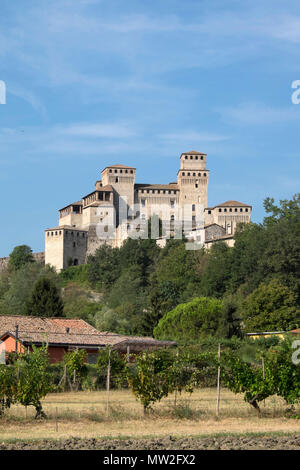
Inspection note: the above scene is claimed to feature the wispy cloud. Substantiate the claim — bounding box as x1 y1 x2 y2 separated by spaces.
57 122 137 138
161 131 230 143
216 102 300 125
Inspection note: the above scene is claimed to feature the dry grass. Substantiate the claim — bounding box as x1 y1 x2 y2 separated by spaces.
1 388 300 441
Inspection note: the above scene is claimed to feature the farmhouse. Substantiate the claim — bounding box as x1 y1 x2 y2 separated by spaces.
0 315 176 364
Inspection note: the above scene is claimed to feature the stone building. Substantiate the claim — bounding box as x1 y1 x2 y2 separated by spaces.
45 150 252 271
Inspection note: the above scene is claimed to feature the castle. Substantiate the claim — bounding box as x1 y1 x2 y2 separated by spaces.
45 150 252 271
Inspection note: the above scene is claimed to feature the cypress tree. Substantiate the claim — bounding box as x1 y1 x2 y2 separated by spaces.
25 277 64 317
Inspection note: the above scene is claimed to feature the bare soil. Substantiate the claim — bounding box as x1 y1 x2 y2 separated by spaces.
1 434 300 450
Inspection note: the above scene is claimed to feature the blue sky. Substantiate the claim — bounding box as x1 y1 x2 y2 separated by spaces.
0 0 300 257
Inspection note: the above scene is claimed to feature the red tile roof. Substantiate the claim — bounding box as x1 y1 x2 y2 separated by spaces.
0 316 176 351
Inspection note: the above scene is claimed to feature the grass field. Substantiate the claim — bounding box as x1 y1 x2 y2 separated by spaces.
1 388 300 441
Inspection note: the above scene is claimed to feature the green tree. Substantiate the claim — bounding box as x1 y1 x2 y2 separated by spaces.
25 277 64 317
0 263 59 316
16 345 53 418
199 242 232 298
87 245 120 290
126 349 173 413
0 365 17 415
62 349 87 389
242 279 300 332
8 245 34 272
154 297 224 343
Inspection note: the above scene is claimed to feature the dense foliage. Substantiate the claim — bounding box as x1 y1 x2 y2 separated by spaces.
0 194 299 340
25 277 64 317
153 297 225 342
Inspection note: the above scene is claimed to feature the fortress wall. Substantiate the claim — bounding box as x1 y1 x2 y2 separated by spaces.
0 252 45 274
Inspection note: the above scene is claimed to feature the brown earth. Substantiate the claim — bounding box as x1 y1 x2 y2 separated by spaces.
1 434 300 450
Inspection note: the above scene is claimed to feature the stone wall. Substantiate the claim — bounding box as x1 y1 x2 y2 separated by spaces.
0 252 45 274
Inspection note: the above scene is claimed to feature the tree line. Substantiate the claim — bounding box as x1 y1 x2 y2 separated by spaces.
0 194 299 342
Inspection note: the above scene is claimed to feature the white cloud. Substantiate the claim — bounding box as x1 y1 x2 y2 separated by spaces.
161 131 230 143
58 122 137 138
216 102 300 125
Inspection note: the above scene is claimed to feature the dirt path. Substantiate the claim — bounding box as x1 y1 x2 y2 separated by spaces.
1 435 300 450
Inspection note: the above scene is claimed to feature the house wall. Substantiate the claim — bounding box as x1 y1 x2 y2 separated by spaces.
2 335 24 354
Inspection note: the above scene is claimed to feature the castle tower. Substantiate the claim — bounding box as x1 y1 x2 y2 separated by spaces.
178 151 209 227
101 164 136 224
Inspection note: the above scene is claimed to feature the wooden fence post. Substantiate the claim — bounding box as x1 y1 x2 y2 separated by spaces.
216 343 221 417
106 347 111 418
262 356 265 407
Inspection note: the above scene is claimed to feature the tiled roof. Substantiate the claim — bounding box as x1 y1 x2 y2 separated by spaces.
181 150 206 155
102 164 136 170
214 200 251 208
59 201 83 211
0 316 176 350
101 184 113 192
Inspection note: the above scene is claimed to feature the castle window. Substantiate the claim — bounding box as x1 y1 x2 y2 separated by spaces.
229 208 232 212
190 156 193 159
55 231 57 235
114 169 117 173
204 173 207 177
195 156 198 160
77 232 79 236
240 208 243 212
224 208 227 212
192 204 195 211
193 173 196 176
201 156 203 160
219 209 222 212
185 156 188 159
208 210 211 214
73 259 78 266
47 232 50 236
187 172 190 176
104 225 108 232
195 184 198 188
120 170 123 173
82 233 85 237
170 200 175 208
163 190 166 194
125 169 128 173
170 215 175 221
115 177 119 183
198 173 201 177
109 169 112 173
141 199 145 207
182 172 185 176
147 190 149 193
168 190 171 194
245 208 249 212
130 170 133 174
105 193 110 201
73 242 76 247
